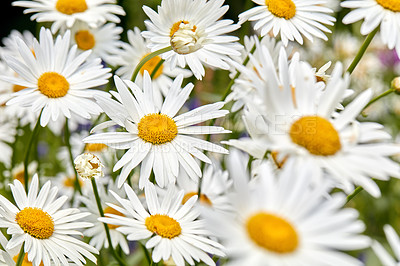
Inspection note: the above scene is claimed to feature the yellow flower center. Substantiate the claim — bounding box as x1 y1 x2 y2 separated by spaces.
145 214 182 239
85 143 108 153
63 175 83 188
104 206 124 229
139 53 164 79
15 207 54 239
376 0 400 12
289 116 341 156
56 0 88 15
182 192 212 206
265 0 296 19
246 212 298 253
137 113 178 145
13 84 26 92
37 72 69 98
75 30 95 50
13 253 43 266
13 170 25 184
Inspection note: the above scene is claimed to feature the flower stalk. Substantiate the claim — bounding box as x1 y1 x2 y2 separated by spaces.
15 244 25 266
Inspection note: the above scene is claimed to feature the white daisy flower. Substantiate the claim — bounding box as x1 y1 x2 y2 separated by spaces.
77 177 129 254
74 153 104 179
342 0 400 57
112 27 192 109
83 73 230 189
99 182 225 266
70 21 123 65
203 153 370 266
372 224 400 266
238 0 336 46
0 27 111 127
141 0 242 79
0 174 98 266
0 29 36 58
173 163 233 214
12 0 126 34
0 116 16 167
225 46 400 197
50 170 90 202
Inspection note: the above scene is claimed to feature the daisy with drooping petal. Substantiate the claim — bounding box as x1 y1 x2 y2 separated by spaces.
0 27 111 127
141 0 242 79
12 0 126 34
99 182 225 266
0 174 98 266
77 177 129 254
203 150 370 266
342 0 400 57
84 73 230 189
112 27 192 109
70 21 123 65
225 46 400 197
238 0 336 46
372 224 400 266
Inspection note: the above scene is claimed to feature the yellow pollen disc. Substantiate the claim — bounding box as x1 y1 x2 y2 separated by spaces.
63 175 82 188
170 20 189 37
289 116 341 156
182 192 212 206
376 0 400 12
37 72 69 98
139 53 164 79
13 170 25 184
104 206 124 229
13 84 26 92
145 214 182 239
75 30 95 50
137 113 178 145
13 253 43 266
246 212 298 253
56 0 88 15
85 143 107 153
265 0 296 20
16 207 54 239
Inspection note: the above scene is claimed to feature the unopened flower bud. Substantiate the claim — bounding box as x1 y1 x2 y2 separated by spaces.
392 77 400 94
74 153 104 179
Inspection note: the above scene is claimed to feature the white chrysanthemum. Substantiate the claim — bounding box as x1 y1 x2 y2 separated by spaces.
203 151 370 266
372 224 400 266
0 174 98 266
342 0 400 57
70 21 123 64
74 153 104 179
141 0 242 79
0 116 16 167
0 29 36 58
77 177 129 254
112 27 192 108
99 182 225 266
238 0 336 46
173 163 233 214
225 46 400 197
12 0 125 34
84 73 230 189
0 27 111 127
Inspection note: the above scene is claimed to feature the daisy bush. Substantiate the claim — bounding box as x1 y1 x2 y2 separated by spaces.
2 0 400 265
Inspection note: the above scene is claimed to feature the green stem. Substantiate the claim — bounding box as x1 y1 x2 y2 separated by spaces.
139 242 153 266
346 186 364 204
346 27 379 74
363 88 394 110
131 47 172 82
15 244 25 266
24 110 43 192
91 178 126 266
151 59 165 79
64 119 82 195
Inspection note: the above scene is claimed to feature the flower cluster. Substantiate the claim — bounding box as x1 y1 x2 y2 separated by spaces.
0 0 400 265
